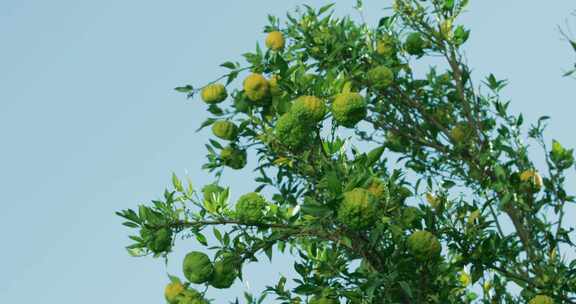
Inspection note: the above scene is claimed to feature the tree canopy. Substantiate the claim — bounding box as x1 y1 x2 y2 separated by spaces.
117 1 576 303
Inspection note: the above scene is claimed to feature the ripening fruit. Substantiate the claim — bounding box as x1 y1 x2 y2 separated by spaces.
450 123 469 143
202 184 224 201
367 66 394 89
529 295 554 304
291 95 327 122
520 169 543 192
235 192 267 222
407 230 441 261
209 256 238 289
149 228 172 254
220 146 247 169
201 84 227 104
178 289 208 304
337 188 378 230
265 31 285 51
183 251 214 284
376 34 396 57
366 178 389 200
331 92 367 128
164 281 185 304
211 120 238 141
404 32 426 56
243 73 270 102
274 112 313 150
425 193 441 210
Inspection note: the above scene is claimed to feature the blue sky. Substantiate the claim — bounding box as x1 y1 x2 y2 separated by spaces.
0 1 574 303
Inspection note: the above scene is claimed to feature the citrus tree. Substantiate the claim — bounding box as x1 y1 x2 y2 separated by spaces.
117 1 576 303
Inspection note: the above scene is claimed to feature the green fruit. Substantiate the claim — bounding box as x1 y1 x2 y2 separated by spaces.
337 188 378 230
243 73 270 102
265 31 285 51
220 146 247 170
404 32 426 56
376 34 396 57
201 84 227 104
290 95 326 122
529 295 554 304
234 96 251 113
235 192 268 222
211 120 238 141
407 230 441 261
367 66 394 89
401 206 421 227
150 228 172 253
209 256 238 289
269 75 282 96
331 92 367 128
178 289 208 304
366 178 389 200
164 282 185 304
309 295 339 304
202 184 224 201
274 112 314 150
183 251 214 284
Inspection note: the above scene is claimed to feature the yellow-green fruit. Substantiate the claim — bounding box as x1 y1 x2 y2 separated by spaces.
331 92 367 128
291 95 326 122
367 66 394 89
407 230 441 261
209 257 238 289
376 35 396 57
366 178 389 200
220 146 247 170
274 112 313 150
183 251 214 284
201 84 227 104
243 73 270 102
265 31 285 51
404 32 426 56
235 192 267 222
150 228 172 253
520 169 543 192
211 120 238 141
202 184 224 200
269 75 282 96
529 295 554 304
164 282 185 304
178 289 208 304
425 193 441 209
450 124 469 143
337 188 378 230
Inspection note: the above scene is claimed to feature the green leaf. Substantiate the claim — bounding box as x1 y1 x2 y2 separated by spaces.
220 61 236 69
194 232 208 246
174 85 193 93
172 173 183 192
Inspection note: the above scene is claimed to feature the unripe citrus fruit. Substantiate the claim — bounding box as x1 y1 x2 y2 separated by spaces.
265 31 285 51
243 73 270 102
367 66 394 89
164 282 185 303
520 169 543 192
178 289 208 304
291 95 326 122
337 188 378 230
201 84 227 104
331 92 367 128
211 120 238 141
274 112 313 150
183 251 214 284
269 75 282 96
235 192 267 222
150 228 172 253
366 178 389 200
404 32 426 56
401 206 422 227
407 230 441 261
220 146 247 170
376 35 396 57
529 295 554 304
209 256 238 289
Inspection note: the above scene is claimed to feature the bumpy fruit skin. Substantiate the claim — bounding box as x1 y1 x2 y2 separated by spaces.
243 73 270 102
291 96 327 122
150 228 172 253
331 93 367 128
407 230 441 261
164 282 185 303
265 31 285 51
520 169 543 192
209 257 238 289
201 84 227 104
220 146 247 169
367 66 394 89
366 178 389 200
211 120 238 141
401 206 421 227
182 251 214 284
178 289 208 304
202 184 224 200
274 112 313 150
235 192 267 222
376 35 396 57
404 32 426 56
337 188 378 230
529 295 554 304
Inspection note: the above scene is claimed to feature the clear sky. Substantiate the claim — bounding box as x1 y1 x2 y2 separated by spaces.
0 1 574 303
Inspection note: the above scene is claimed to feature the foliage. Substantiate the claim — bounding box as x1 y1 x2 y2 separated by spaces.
118 1 576 303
